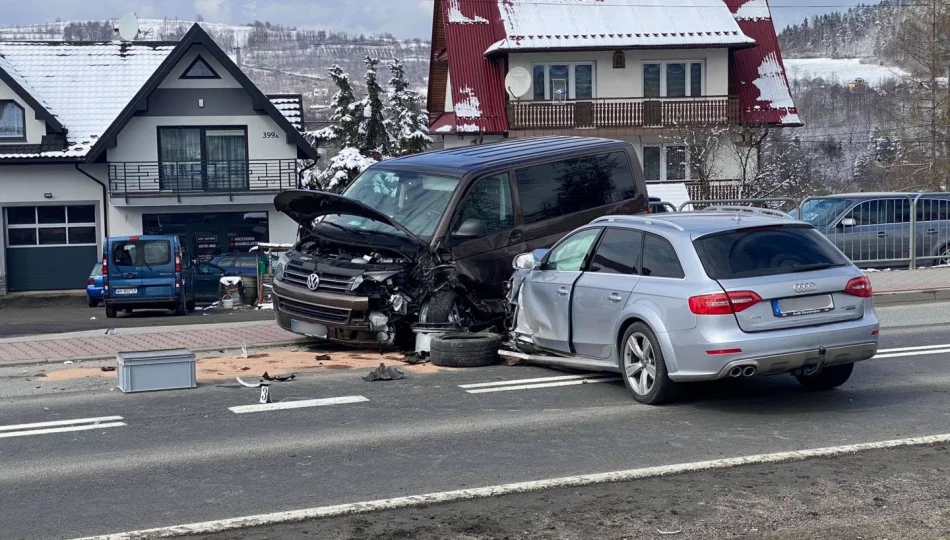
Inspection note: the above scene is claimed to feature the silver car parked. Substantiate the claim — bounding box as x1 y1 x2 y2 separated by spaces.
507 209 880 404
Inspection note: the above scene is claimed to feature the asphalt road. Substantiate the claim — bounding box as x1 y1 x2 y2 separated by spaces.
1 301 950 539
0 295 275 338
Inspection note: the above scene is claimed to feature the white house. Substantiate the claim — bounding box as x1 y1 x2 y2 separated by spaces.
426 0 801 202
0 24 317 294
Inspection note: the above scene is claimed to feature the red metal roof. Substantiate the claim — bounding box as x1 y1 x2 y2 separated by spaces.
723 0 802 126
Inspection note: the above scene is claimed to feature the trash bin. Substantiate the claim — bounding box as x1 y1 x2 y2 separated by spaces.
218 276 243 307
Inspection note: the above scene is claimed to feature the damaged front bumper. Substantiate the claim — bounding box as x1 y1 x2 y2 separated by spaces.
272 279 394 346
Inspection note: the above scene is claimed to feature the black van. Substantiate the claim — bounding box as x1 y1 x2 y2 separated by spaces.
272 136 648 346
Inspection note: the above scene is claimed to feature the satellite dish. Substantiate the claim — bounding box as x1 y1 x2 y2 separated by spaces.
505 67 532 99
117 13 139 41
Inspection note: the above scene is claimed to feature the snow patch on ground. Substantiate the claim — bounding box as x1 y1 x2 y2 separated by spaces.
752 52 795 110
454 87 482 119
448 0 488 24
785 58 911 87
733 0 771 20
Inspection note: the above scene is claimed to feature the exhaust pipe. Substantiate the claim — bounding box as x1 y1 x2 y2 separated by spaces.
742 366 756 377
728 366 743 378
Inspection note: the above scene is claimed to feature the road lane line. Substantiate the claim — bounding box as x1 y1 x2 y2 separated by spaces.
877 343 950 354
72 432 950 540
0 416 124 433
465 377 618 394
875 348 950 359
0 422 126 439
459 374 595 389
229 396 368 414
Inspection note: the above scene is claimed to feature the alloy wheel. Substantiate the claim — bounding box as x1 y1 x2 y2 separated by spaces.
624 332 657 396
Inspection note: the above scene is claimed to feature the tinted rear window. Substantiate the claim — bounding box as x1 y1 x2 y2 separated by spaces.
112 240 171 267
515 151 638 224
694 226 849 280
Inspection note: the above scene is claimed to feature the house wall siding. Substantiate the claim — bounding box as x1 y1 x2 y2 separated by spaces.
507 48 730 99
0 82 48 145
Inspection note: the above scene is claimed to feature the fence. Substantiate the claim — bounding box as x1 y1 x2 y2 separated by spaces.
655 193 950 270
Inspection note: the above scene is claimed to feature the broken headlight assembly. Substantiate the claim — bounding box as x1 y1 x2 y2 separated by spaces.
274 252 290 282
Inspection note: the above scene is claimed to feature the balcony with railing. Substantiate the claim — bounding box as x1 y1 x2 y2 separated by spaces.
506 96 741 130
108 159 299 201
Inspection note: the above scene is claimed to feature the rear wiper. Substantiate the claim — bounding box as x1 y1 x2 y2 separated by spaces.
789 263 837 273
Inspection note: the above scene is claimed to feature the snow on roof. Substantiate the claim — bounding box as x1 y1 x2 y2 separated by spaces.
490 0 755 54
447 0 489 24
752 52 794 110
453 87 482 119
267 94 303 130
0 41 175 158
0 54 55 116
733 0 772 20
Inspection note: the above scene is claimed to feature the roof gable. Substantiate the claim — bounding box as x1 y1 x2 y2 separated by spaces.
180 54 220 79
87 23 318 162
0 54 64 134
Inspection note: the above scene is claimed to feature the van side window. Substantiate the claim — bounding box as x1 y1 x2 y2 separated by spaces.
452 173 514 237
917 198 950 222
515 151 638 224
848 199 910 225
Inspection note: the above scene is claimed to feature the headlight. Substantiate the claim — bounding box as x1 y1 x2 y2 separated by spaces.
275 253 290 281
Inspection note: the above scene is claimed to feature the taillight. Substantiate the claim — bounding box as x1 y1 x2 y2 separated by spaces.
845 276 872 298
175 253 182 273
102 254 108 276
88 278 94 286
689 291 762 315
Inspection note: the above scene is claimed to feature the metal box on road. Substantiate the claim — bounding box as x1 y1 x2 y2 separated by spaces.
117 349 197 393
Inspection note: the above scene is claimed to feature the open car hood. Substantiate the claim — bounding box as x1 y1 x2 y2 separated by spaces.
274 190 428 248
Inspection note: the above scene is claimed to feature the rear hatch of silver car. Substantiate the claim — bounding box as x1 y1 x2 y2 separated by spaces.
693 224 870 332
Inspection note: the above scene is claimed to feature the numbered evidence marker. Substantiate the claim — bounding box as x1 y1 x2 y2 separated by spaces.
259 385 272 404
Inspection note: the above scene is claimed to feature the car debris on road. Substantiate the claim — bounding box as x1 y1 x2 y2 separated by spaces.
362 363 406 382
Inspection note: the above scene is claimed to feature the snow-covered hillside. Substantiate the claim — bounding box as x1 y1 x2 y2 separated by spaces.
785 58 910 87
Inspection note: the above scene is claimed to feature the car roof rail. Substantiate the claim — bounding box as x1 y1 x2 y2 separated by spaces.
699 205 793 220
590 215 686 231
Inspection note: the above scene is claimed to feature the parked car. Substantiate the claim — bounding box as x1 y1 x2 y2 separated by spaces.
506 209 879 404
272 136 649 347
648 196 671 214
193 261 229 303
102 235 196 318
210 252 267 277
86 263 103 307
791 193 950 267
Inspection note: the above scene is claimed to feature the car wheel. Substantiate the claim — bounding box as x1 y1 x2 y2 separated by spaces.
430 332 502 368
423 291 461 324
935 244 950 267
88 297 99 308
174 298 187 316
186 299 196 313
620 323 677 405
105 304 117 319
795 363 854 391
123 308 133 314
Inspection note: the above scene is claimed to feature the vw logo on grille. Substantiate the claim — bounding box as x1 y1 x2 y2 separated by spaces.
306 273 321 291
793 282 817 293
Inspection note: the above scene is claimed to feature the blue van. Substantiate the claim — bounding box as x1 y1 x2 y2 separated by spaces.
102 235 196 318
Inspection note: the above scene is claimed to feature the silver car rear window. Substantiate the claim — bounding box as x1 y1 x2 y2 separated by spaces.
694 225 850 280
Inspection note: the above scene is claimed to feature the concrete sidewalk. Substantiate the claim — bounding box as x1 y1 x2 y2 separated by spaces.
0 320 310 367
867 266 950 305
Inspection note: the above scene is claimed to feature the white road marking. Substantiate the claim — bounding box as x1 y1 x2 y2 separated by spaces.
876 343 950 354
73 432 950 540
228 396 368 414
0 422 127 439
875 348 950 359
459 374 596 389
464 377 618 394
0 415 124 432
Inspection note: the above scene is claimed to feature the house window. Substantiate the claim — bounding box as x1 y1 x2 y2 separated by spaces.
531 63 595 101
642 145 691 181
642 61 704 98
5 205 97 247
158 126 248 191
0 101 26 140
180 55 220 79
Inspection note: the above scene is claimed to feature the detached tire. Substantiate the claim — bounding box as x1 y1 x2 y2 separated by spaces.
795 363 854 391
430 333 502 368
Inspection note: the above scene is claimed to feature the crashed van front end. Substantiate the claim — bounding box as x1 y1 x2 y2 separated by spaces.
271 189 467 348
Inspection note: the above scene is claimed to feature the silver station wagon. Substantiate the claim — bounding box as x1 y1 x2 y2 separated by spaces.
507 208 880 404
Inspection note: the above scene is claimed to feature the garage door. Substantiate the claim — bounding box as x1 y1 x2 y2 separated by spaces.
4 205 99 292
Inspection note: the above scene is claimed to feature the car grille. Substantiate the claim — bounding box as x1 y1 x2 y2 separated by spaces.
283 260 357 293
277 296 351 324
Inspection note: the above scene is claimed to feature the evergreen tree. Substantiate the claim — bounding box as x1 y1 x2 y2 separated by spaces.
356 56 392 158
386 59 432 156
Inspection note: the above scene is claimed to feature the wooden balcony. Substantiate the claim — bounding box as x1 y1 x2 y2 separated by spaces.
506 96 741 130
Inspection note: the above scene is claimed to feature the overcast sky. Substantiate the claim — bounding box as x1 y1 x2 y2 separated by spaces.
3 0 866 40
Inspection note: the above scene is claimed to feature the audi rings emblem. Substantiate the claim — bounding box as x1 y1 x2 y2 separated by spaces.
793 282 817 293
307 273 321 291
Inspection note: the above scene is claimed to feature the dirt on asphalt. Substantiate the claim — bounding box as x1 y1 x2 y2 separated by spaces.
180 444 950 540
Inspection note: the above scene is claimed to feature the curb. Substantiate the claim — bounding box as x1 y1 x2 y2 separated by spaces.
873 288 950 306
0 338 314 368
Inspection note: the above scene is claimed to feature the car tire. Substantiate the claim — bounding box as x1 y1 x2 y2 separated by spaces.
934 244 950 267
186 299 196 313
619 323 677 405
174 298 187 316
123 308 133 314
430 332 501 368
105 304 117 319
424 291 461 324
88 297 100 308
795 363 854 391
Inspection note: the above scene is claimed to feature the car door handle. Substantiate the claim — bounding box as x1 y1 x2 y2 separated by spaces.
508 229 523 243
608 293 623 303
877 232 886 238
557 287 569 297
926 229 939 235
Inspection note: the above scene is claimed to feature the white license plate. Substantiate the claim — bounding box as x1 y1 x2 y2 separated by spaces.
114 288 138 295
773 295 834 317
290 319 328 338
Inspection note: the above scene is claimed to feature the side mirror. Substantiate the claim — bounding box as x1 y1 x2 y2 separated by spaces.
840 218 856 227
455 218 488 240
513 249 547 270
